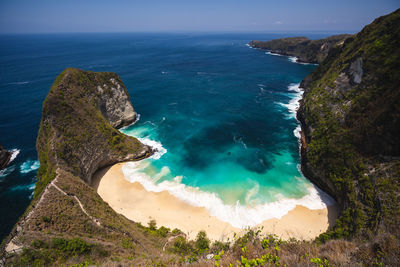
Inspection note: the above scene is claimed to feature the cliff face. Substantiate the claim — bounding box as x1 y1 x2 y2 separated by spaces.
35 68 150 192
250 34 351 64
0 143 11 170
298 9 400 240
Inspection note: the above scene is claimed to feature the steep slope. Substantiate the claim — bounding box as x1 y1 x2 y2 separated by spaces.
298 8 400 243
1 69 181 266
250 34 351 64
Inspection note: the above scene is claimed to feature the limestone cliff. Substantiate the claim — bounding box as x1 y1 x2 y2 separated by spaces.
0 143 11 170
1 69 167 266
297 9 400 241
250 34 351 64
35 68 150 190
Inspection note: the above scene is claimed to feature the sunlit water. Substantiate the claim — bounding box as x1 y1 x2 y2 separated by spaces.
0 32 334 239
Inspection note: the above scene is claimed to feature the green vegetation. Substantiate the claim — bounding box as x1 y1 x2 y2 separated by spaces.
10 238 106 267
299 8 400 244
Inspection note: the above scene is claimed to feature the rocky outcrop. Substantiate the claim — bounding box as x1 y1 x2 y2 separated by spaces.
1 68 159 265
0 143 11 170
297 9 400 240
97 77 137 128
35 68 152 188
250 34 351 64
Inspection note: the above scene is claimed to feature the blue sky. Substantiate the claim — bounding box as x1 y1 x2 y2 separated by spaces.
0 0 398 33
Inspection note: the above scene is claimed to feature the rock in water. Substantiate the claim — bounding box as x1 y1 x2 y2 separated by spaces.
0 143 11 170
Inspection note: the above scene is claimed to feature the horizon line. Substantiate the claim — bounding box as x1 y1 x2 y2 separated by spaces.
0 29 358 35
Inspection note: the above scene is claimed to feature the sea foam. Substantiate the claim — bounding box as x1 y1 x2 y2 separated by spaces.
265 51 283 56
0 149 20 178
0 165 15 178
9 149 20 163
275 83 303 119
288 56 298 63
137 138 167 160
122 160 334 228
20 160 40 174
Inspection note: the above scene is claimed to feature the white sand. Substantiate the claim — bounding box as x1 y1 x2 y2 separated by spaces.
92 163 338 241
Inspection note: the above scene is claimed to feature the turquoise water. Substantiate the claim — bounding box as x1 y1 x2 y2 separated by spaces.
0 33 334 238
117 41 333 227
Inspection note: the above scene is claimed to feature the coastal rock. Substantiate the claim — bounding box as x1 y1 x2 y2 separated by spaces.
249 34 351 64
349 57 363 84
36 68 151 185
0 143 11 170
97 77 137 128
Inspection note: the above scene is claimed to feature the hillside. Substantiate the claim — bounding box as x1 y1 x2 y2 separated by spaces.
0 69 179 266
249 34 351 64
298 6 400 253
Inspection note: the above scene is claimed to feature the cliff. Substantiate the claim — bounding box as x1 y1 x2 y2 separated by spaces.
0 143 11 170
35 68 150 191
297 8 400 245
1 69 176 266
249 34 351 64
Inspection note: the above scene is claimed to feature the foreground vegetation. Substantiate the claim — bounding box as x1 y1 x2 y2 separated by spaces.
8 222 398 266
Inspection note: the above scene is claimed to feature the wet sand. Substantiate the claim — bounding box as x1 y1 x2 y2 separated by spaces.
92 163 338 241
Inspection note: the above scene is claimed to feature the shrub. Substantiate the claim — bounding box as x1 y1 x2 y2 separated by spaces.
195 231 210 251
171 236 192 254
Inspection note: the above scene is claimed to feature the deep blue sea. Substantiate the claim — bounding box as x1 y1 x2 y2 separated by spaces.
0 32 334 240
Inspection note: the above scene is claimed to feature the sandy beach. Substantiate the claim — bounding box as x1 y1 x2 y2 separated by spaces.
92 163 338 241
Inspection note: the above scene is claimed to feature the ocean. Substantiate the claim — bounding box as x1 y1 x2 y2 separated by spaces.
0 32 334 240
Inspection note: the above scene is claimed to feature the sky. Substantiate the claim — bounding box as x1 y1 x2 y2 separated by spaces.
0 0 398 34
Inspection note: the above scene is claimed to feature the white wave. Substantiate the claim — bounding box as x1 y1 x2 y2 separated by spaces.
0 165 15 178
135 114 141 123
294 125 301 139
20 160 40 174
8 81 29 85
137 138 167 160
122 161 335 228
0 149 20 178
265 51 283 56
265 51 318 65
288 83 302 93
161 71 168 74
257 84 266 87
120 114 141 130
9 149 20 163
275 83 303 119
288 56 298 63
10 182 36 192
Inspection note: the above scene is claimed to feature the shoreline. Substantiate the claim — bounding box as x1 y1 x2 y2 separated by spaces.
92 163 338 241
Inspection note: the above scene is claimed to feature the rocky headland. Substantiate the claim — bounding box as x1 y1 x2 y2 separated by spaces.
249 34 351 64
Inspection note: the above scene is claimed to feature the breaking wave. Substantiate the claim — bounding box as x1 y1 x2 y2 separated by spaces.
122 161 334 228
